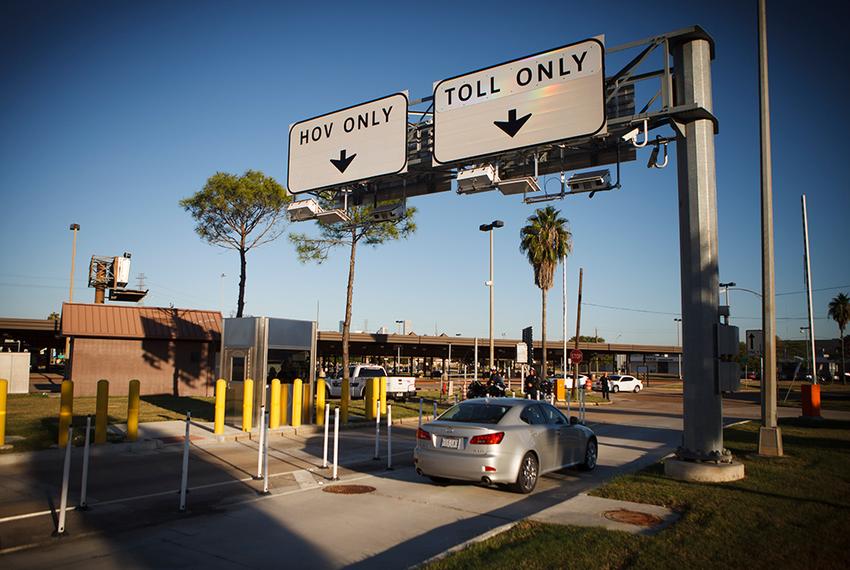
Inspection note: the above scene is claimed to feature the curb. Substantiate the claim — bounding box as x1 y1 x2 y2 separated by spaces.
409 521 520 569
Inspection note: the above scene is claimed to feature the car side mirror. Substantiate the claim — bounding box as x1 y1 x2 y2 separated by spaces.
569 416 579 425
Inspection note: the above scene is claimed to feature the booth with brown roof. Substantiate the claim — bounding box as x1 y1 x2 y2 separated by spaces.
60 303 221 397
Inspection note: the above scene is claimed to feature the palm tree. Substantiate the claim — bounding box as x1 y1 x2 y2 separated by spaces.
828 292 849 384
519 206 572 376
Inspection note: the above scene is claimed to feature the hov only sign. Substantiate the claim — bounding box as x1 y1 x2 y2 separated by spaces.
287 93 408 194
432 38 606 164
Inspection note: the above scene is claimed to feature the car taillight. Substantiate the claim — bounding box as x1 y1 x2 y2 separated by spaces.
469 432 505 445
417 428 430 440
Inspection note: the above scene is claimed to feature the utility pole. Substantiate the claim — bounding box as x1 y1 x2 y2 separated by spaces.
757 0 782 457
562 254 568 376
674 318 682 380
480 220 504 369
571 268 583 398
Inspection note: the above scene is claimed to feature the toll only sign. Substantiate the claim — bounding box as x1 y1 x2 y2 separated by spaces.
287 93 408 194
432 38 606 164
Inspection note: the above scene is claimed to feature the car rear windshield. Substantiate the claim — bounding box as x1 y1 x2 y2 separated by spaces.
440 403 511 424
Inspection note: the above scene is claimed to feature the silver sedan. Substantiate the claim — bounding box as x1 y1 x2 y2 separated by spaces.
413 398 598 493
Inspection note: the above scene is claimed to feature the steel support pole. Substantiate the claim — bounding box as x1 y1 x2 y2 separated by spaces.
562 255 568 375
801 195 817 383
757 0 782 456
672 36 727 462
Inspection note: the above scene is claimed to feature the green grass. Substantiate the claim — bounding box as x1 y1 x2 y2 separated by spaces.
3 393 215 453
426 417 850 570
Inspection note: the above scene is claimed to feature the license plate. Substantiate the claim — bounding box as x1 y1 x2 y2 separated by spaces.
441 437 460 449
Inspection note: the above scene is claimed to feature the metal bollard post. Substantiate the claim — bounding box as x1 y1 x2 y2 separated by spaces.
256 405 266 479
511 391 515 398
55 426 72 536
387 404 393 470
242 379 254 432
214 379 226 436
549 393 554 406
79 416 92 510
316 379 326 427
178 412 190 512
433 400 438 420
0 378 7 447
291 379 302 428
58 380 73 447
270 379 281 429
94 379 108 444
127 379 140 441
567 385 572 418
331 407 340 481
418 398 423 427
373 400 381 460
322 404 330 468
262 412 270 495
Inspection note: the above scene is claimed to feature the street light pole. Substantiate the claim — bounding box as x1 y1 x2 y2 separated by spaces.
719 281 736 325
65 223 80 366
479 220 504 370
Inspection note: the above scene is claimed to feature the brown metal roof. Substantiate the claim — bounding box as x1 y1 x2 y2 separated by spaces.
61 303 221 341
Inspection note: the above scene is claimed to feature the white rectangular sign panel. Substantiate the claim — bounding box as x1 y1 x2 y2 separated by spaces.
746 330 763 357
287 93 408 194
516 342 528 364
433 38 606 164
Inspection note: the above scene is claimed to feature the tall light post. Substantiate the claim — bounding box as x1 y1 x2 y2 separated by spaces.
479 220 504 370
65 223 80 365
673 318 682 380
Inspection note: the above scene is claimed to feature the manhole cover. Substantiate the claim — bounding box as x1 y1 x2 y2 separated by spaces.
603 509 663 527
322 484 376 495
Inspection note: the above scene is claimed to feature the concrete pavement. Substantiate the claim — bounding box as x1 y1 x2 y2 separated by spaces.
2 388 845 568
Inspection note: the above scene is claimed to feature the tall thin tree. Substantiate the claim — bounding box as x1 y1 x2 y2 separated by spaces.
519 206 572 376
290 201 415 422
180 170 290 317
828 292 849 384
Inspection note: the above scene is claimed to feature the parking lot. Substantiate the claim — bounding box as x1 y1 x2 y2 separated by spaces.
0 387 829 569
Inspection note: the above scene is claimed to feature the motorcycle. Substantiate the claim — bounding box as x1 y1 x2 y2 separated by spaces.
466 379 507 399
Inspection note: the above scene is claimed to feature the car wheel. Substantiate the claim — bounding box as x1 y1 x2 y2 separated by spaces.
579 438 598 471
511 452 539 494
612 385 619 393
633 385 641 393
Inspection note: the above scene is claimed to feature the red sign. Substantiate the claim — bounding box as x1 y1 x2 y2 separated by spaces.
570 349 583 364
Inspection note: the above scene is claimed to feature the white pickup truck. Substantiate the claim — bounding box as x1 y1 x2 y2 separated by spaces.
326 364 416 401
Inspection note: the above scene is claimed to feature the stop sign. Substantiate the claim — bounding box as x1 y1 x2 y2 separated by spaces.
570 349 583 364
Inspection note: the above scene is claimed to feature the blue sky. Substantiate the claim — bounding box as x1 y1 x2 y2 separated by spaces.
1 0 847 346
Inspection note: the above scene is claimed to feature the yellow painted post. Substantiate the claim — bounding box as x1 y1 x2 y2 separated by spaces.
0 379 7 447
127 379 140 441
58 380 73 447
280 383 289 426
365 377 375 421
94 379 109 444
379 377 387 416
214 379 226 435
302 383 310 424
341 376 349 424
316 379 326 426
270 379 281 429
556 378 566 402
291 379 303 428
242 378 254 432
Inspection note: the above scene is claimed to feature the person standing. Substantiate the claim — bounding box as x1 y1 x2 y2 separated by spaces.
601 373 610 401
525 367 540 399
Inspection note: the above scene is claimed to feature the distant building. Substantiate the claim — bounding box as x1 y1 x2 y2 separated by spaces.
61 303 221 397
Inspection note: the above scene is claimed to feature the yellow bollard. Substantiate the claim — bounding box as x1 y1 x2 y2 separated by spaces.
316 379 326 426
214 379 226 435
365 377 374 421
341 375 349 424
94 379 109 444
280 383 289 426
302 383 310 424
270 379 281 429
556 378 566 402
380 376 387 416
127 379 140 441
291 379 303 428
242 379 254 432
0 379 7 447
58 380 74 447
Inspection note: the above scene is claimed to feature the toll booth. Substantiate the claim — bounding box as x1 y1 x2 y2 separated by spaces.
220 317 317 429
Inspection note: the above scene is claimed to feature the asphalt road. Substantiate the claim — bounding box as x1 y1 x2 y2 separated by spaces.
0 387 832 568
